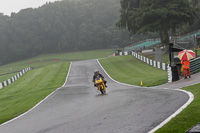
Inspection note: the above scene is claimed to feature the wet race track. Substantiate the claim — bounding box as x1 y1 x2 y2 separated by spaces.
0 59 189 133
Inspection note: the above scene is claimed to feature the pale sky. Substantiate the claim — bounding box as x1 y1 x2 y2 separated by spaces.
0 0 60 16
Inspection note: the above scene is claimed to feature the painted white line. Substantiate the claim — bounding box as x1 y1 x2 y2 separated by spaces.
97 59 194 133
0 62 72 127
148 89 194 133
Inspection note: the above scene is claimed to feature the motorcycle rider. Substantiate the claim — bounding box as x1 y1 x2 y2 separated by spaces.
93 69 107 87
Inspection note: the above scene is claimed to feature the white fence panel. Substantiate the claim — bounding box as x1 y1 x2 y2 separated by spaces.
162 63 166 70
150 59 153 66
154 61 156 67
4 81 7 87
8 79 11 84
147 58 149 64
12 77 15 82
124 51 128 55
157 62 160 69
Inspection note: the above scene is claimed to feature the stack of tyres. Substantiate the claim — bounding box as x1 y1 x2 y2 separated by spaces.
171 65 179 81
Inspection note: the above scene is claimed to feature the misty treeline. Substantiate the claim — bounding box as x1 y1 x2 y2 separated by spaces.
0 0 132 64
0 0 200 65
117 0 200 50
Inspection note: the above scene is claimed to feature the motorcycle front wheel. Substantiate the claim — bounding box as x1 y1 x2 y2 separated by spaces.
99 85 104 94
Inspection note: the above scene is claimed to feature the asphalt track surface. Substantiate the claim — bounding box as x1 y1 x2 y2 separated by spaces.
0 59 191 133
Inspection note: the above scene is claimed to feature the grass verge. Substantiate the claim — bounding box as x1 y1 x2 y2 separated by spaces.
100 55 200 132
155 83 200 133
0 49 114 82
99 55 168 87
0 62 70 124
32 49 114 61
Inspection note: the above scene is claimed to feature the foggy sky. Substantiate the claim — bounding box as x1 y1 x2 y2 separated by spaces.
0 0 59 16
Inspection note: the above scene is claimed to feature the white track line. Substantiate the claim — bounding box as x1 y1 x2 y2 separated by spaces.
97 59 194 133
0 62 72 127
148 89 194 133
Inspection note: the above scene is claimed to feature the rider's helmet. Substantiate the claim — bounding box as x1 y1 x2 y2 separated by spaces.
94 69 99 75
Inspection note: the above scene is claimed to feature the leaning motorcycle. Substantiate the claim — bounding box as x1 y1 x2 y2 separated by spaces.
95 77 106 94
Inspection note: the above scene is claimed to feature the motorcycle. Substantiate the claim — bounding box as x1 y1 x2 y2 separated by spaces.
94 77 106 94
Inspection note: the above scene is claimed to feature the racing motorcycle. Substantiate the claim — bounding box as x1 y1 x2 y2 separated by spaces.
94 77 106 94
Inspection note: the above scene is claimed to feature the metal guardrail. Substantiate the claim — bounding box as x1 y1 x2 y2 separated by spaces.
125 29 200 52
190 57 200 74
124 38 161 51
179 29 200 40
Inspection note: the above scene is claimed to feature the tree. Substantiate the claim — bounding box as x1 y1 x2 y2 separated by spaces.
117 0 198 51
0 0 132 64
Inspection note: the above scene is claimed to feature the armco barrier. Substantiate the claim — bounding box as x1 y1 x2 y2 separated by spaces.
119 51 172 82
0 67 32 89
190 57 200 74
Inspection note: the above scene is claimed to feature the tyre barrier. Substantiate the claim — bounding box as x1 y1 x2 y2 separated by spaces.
0 67 32 89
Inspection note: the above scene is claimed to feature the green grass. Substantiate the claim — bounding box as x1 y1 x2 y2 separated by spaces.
0 48 199 131
99 55 168 87
100 55 200 132
0 49 114 124
0 49 114 74
31 49 114 61
0 62 70 124
155 83 200 133
0 49 114 82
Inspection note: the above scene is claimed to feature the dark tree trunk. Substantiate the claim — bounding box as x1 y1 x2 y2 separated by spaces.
171 23 176 37
171 23 178 45
159 28 164 46
163 27 169 53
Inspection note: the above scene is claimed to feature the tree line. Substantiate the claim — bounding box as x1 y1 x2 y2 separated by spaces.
117 0 200 51
0 0 200 65
0 0 133 65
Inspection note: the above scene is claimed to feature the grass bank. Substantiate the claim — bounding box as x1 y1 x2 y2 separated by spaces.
0 49 114 82
99 55 168 87
32 49 114 61
0 49 113 124
100 55 200 132
155 83 200 133
0 62 70 124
